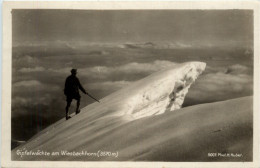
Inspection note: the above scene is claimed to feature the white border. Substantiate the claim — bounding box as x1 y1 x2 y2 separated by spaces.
2 1 260 168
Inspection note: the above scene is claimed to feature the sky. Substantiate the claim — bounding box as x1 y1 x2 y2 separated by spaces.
13 10 253 47
11 9 254 148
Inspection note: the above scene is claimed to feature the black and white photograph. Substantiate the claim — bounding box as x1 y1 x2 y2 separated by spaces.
1 1 260 167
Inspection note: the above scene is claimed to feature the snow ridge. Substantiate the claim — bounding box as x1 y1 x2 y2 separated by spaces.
124 62 206 119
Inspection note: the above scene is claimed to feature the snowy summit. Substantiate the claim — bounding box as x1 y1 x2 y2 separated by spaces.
13 62 208 160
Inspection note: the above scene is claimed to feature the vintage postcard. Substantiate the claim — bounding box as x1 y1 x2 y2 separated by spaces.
1 1 260 168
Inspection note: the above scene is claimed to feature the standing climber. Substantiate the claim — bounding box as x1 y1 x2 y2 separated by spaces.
64 69 87 120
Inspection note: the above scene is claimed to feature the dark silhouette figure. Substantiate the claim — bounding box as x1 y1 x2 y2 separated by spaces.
64 69 87 120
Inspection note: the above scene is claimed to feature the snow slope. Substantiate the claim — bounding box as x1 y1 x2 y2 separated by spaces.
11 62 253 161
12 96 253 161
82 61 206 121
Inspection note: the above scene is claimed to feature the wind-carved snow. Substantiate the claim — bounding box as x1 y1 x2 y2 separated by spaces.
124 62 206 119
76 62 206 121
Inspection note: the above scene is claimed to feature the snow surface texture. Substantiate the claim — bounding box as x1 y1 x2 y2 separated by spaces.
78 62 206 121
124 62 206 119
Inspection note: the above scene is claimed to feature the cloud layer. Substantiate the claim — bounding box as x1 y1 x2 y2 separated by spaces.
184 64 253 106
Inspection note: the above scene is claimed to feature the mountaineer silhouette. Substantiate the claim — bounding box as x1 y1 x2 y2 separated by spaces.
64 69 87 120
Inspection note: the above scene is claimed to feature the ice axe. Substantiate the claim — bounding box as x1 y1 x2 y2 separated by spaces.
86 92 100 103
